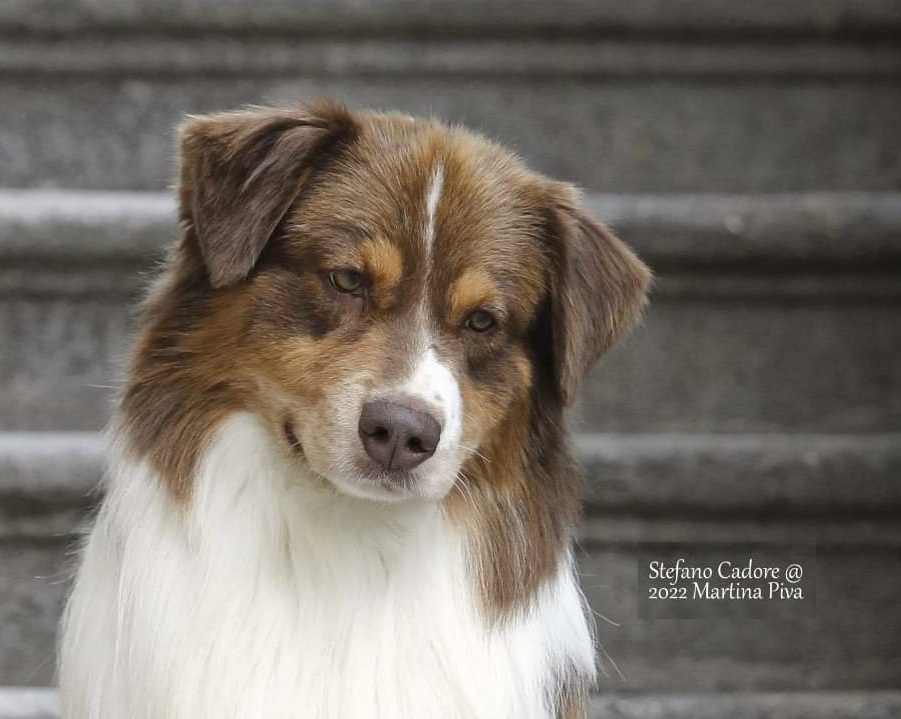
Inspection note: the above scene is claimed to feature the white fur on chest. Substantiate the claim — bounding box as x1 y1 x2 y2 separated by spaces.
60 414 594 719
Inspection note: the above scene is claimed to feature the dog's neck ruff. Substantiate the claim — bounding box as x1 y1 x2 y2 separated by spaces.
60 413 594 719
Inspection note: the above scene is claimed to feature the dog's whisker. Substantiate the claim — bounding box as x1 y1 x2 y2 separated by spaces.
459 443 491 464
452 470 478 511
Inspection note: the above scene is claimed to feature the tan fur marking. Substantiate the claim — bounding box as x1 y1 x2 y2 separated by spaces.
361 235 404 306
448 268 500 324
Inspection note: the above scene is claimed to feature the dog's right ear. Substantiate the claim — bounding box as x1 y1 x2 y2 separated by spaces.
178 103 358 288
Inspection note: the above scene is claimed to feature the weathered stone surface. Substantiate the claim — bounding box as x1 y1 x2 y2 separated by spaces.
2 0 899 33
2 0 899 194
1 0 897 707
4 190 900 269
582 539 901 693
0 433 101 499
1 190 898 432
578 434 901 514
0 433 100 539
578 298 901 433
5 36 901 79
4 284 898 432
3 520 898 689
1 432 899 689
4 432 900 524
0 542 69 689
592 691 901 719
1 77 899 192
2 689 901 719
0 687 58 719
0 299 131 431
588 193 901 268
0 191 170 265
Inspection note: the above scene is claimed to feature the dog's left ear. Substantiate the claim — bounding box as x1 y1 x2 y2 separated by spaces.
546 184 652 406
178 103 358 288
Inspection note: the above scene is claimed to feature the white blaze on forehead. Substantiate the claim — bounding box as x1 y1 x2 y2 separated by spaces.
400 346 462 452
424 163 444 252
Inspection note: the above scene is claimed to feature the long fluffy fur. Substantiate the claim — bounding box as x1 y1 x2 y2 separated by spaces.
60 413 595 719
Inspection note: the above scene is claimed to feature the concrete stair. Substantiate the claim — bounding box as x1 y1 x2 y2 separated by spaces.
3 688 901 719
1 2 900 192
0 0 899 714
2 189 898 433
2 431 900 691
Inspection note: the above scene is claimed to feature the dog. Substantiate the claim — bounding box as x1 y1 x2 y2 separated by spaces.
59 102 650 719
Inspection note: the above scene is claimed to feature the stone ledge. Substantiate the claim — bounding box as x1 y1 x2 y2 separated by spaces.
0 688 56 719
2 688 900 719
592 691 901 719
2 0 899 35
0 191 170 266
2 432 899 538
588 193 901 269
3 36 899 80
578 433 901 515
2 190 899 269
0 432 103 499
4 84 897 193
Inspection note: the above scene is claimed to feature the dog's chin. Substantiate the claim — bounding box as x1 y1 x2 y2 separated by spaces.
319 456 465 503
321 472 420 503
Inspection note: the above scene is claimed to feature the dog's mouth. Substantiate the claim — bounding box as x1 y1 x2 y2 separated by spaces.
283 419 305 459
279 416 437 502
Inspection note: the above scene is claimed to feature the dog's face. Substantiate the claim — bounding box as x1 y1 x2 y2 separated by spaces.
238 122 559 501
128 103 649 504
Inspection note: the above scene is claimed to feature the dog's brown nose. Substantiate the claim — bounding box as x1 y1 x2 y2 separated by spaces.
358 400 441 472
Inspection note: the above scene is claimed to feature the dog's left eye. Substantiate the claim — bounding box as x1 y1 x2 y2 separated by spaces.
464 310 496 332
328 270 365 295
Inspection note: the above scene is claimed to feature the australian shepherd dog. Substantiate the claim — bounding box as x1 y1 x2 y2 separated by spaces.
59 102 650 719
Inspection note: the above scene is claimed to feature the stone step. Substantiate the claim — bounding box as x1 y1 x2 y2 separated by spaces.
4 431 900 532
0 3 899 192
0 688 57 719
2 688 901 719
578 433 901 515
591 692 901 719
5 1 900 34
1 190 899 433
1 431 899 691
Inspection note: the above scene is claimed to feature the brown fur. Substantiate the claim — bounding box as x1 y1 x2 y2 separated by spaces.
548 188 651 406
119 104 651 714
555 671 591 719
178 103 359 288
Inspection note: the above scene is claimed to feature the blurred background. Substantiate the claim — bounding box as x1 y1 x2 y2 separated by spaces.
0 1 900 717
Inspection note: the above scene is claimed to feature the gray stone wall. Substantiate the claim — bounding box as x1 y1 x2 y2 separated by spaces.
0 2 899 715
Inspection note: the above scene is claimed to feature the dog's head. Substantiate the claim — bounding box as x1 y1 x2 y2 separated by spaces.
123 103 650 507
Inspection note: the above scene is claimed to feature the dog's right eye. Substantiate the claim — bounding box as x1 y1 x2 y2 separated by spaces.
328 270 365 295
